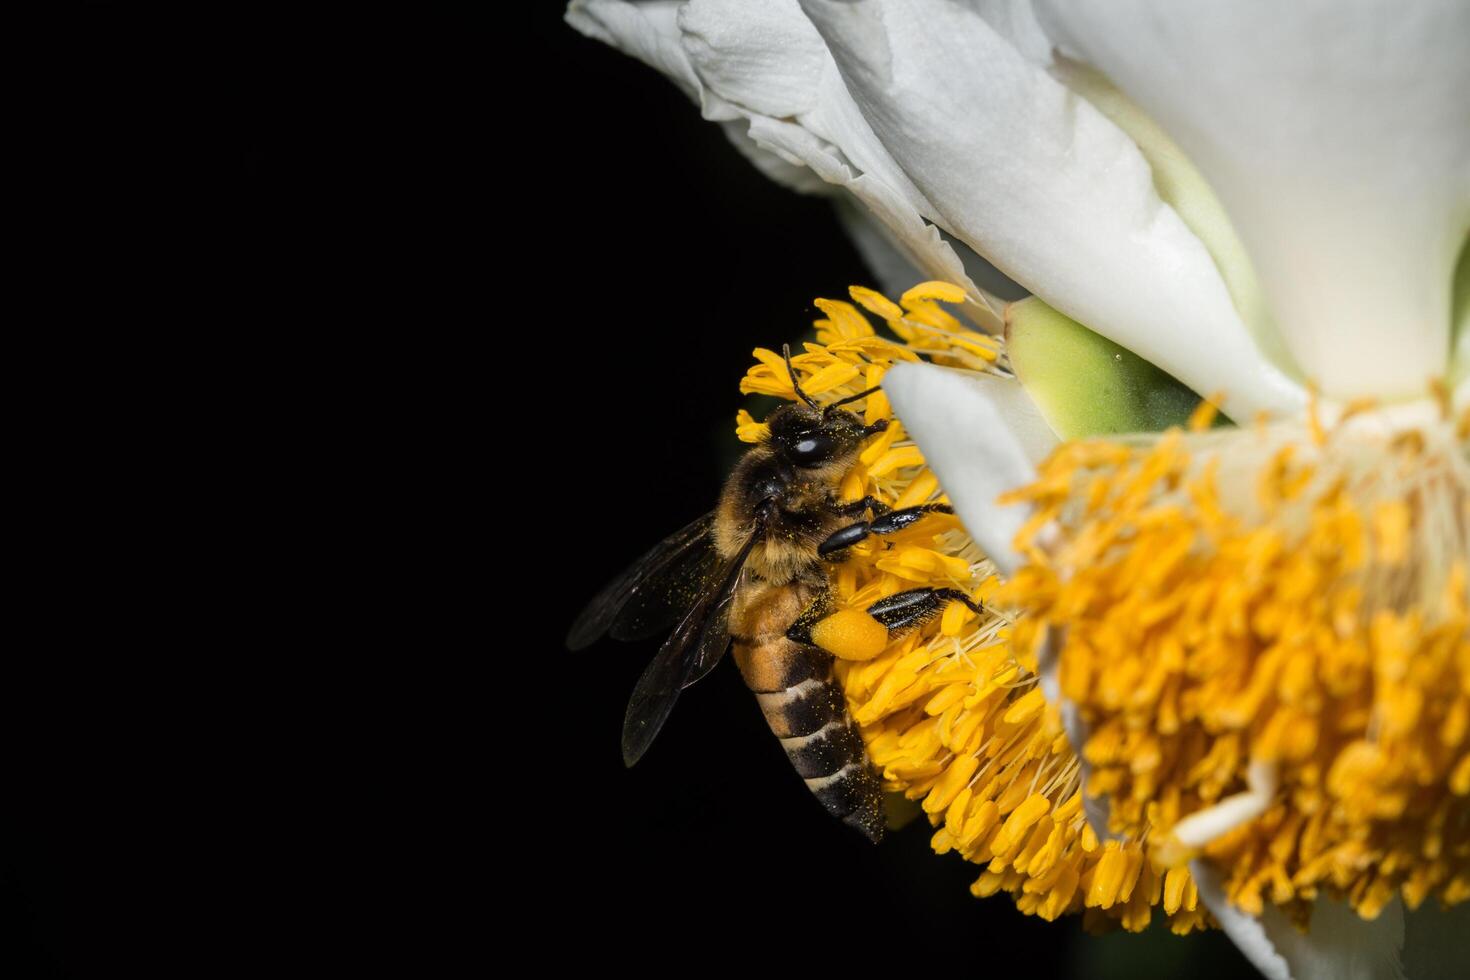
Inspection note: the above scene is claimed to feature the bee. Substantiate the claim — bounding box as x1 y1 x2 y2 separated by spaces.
567 347 982 842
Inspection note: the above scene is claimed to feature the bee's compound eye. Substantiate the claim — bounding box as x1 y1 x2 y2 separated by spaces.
791 434 834 464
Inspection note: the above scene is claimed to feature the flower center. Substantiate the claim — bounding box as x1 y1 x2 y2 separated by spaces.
1003 399 1470 921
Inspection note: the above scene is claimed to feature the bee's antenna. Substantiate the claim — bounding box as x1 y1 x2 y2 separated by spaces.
783 343 821 411
827 386 882 411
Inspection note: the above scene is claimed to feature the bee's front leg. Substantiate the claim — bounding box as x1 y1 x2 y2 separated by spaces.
817 503 954 557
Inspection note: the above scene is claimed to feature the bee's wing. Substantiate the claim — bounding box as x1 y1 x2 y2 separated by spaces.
566 512 718 650
620 519 764 768
681 564 745 691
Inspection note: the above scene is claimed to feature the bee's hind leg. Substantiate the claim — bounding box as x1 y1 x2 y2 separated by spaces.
818 503 953 557
782 586 976 647
784 590 835 646
864 587 983 635
789 586 984 661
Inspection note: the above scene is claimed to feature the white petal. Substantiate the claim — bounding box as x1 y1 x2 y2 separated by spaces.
882 363 1055 576
834 191 1029 302
718 119 830 195
680 0 935 220
1192 860 1406 980
570 0 1007 329
1050 60 1303 383
833 198 923 299
835 197 1028 305
797 0 1306 422
958 0 1052 65
834 153 1029 302
950 239 1028 304
748 115 1003 329
566 1 825 196
1037 0 1470 401
677 0 1007 328
566 1 703 100
676 0 825 120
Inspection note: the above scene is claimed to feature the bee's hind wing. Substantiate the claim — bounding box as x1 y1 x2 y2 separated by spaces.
620 520 763 768
682 564 747 690
565 512 717 650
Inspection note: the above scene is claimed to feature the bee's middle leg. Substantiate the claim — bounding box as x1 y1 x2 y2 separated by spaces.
818 503 953 557
834 495 890 519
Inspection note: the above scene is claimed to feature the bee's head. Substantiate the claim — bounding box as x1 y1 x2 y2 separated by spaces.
766 345 889 469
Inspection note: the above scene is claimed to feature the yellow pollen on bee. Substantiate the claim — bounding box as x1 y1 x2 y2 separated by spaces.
811 609 889 662
732 284 1211 934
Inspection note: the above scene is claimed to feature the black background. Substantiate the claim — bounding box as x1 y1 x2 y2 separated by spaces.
2 6 1258 975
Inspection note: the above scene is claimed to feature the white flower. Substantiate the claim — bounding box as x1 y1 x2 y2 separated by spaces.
568 1 1470 976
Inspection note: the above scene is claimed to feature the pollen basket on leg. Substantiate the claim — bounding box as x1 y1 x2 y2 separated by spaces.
737 285 1207 933
1002 408 1470 923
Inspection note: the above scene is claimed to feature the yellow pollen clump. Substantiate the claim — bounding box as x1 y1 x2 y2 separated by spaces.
811 609 889 661
1003 407 1470 924
737 285 1206 934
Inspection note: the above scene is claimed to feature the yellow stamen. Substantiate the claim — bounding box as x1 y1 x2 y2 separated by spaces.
734 284 1210 933
1187 394 1222 433
734 409 768 445
1004 405 1470 922
847 286 905 322
901 280 969 305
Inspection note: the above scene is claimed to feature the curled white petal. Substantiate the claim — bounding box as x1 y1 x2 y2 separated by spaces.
1171 760 1277 849
680 1 943 229
678 0 1005 328
566 0 999 323
748 115 1002 329
719 119 830 195
798 0 1305 421
567 1 702 97
882 363 1055 576
566 0 826 195
836 200 1028 308
677 0 826 120
1038 0 1470 400
959 0 1052 64
1192 861 1406 980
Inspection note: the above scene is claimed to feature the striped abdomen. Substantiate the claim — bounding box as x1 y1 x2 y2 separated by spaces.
731 632 885 842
